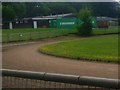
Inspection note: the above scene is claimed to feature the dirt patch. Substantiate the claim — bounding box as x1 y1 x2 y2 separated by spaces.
2 35 118 79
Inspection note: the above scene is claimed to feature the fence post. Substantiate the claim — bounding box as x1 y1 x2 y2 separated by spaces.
33 21 37 29
9 22 13 29
7 33 9 42
29 32 31 40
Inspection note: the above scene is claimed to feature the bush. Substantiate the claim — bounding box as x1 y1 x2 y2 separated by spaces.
77 8 93 36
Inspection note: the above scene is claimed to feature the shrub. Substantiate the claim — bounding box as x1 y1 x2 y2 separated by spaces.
77 8 93 36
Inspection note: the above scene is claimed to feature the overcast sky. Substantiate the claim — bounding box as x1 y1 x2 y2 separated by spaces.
1 0 120 2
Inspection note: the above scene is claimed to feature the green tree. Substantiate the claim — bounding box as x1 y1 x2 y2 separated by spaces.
70 2 119 18
77 8 92 36
25 2 51 17
48 3 77 14
11 3 26 20
0 3 2 20
2 5 16 22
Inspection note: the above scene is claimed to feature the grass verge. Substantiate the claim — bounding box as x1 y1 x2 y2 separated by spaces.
1 26 119 43
39 35 119 63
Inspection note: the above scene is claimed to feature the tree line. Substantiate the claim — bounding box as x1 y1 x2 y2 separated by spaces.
2 2 119 22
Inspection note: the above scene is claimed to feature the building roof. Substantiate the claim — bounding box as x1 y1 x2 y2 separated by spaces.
96 17 118 21
23 13 76 20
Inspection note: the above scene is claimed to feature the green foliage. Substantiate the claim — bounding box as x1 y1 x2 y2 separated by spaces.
69 2 119 18
47 3 77 14
39 35 118 62
41 3 51 15
2 2 119 21
0 4 1 19
11 3 26 20
25 2 51 17
2 5 16 21
77 8 93 36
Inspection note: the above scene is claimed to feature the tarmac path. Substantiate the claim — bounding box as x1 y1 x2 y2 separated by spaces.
2 36 118 79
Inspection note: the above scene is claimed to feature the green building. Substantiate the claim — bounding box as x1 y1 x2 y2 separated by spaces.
49 18 78 29
92 17 97 28
49 17 97 29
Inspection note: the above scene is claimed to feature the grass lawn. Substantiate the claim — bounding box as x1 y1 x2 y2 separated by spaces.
39 35 118 63
2 28 68 33
2 26 118 34
2 28 79 35
1 28 77 42
1 26 119 43
92 26 119 35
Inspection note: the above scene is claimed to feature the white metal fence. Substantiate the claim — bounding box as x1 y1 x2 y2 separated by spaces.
1 69 119 90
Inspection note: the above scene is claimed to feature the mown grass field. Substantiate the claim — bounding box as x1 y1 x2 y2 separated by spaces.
39 35 118 63
1 28 77 42
1 26 119 43
92 27 118 35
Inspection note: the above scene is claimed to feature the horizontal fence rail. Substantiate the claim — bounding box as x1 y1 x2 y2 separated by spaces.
1 69 120 89
1 26 119 43
1 29 77 43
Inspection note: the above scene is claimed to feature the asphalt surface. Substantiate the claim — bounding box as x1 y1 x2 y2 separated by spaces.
2 36 118 79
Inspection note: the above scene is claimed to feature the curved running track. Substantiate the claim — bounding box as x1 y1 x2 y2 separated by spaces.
3 37 118 79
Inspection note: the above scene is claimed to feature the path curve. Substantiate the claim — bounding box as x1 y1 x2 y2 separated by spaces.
3 37 118 79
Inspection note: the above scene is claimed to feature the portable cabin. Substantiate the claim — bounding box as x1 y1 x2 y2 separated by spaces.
2 13 76 29
108 18 118 26
49 18 78 29
92 17 97 28
49 17 98 29
2 19 33 29
96 17 109 28
2 18 51 29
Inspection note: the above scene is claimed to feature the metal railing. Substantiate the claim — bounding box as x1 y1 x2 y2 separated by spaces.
1 26 119 43
1 69 120 89
1 29 77 43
